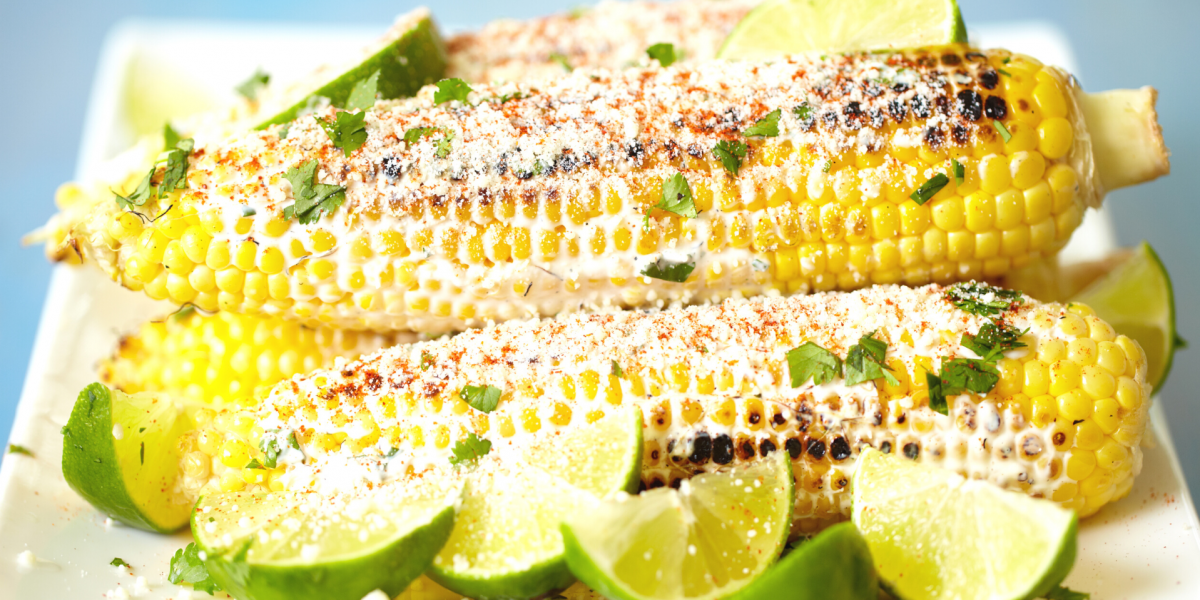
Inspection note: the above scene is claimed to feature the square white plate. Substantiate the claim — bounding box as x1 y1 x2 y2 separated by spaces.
1 18 1197 600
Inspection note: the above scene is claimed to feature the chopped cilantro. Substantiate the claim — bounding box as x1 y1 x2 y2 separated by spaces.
140 442 144 465
419 351 435 371
646 43 678 67
611 360 624 378
712 140 747 176
434 78 473 105
344 70 380 111
259 430 300 469
163 123 181 151
952 158 965 186
654 173 697 218
961 322 1028 362
114 167 155 210
318 110 368 157
793 102 813 123
282 159 346 225
642 258 695 283
945 282 1023 316
110 557 130 568
234 68 270 101
844 332 899 387
910 172 949 205
993 119 1013 144
449 433 492 466
926 372 949 415
6 444 33 457
787 342 842 387
997 68 1012 77
435 130 455 159
1045 586 1090 600
168 542 222 595
495 91 528 104
822 158 833 173
278 122 292 139
927 358 1001 415
402 126 455 158
550 52 573 72
158 138 194 198
404 127 438 144
244 458 264 470
460 384 502 414
743 108 781 137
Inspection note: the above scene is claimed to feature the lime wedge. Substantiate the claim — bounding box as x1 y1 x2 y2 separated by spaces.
727 522 877 600
561 451 794 600
256 11 446 129
852 449 1077 600
61 383 194 533
193 473 459 600
428 408 644 600
717 0 967 60
1072 242 1182 390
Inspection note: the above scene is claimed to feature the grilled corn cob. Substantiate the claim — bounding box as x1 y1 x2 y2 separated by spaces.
445 0 758 83
43 46 1167 333
100 309 403 405
177 283 1150 531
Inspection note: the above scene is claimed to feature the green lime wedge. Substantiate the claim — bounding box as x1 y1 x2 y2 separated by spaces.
727 522 877 600
255 12 446 129
428 408 644 600
717 0 967 60
561 451 794 600
852 448 1077 600
192 473 460 600
61 383 194 533
1072 242 1182 390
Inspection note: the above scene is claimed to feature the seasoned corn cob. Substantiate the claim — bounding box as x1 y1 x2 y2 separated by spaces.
445 0 759 83
100 309 403 405
43 46 1167 333
178 283 1150 531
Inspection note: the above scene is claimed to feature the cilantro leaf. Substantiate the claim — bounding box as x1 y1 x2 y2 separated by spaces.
404 127 437 144
822 158 833 173
611 360 624 378
449 433 492 466
345 70 380 111
283 159 346 224
114 167 155 210
403 127 455 158
926 372 949 415
654 173 697 218
550 52 573 72
168 543 222 595
259 430 300 469
743 108 781 137
642 258 695 283
952 158 965 186
318 110 368 157
945 282 1023 316
420 351 435 371
110 557 130 568
646 43 678 67
993 119 1012 143
460 384 502 414
712 140 747 176
435 130 455 159
244 458 264 470
793 102 814 125
158 138 194 198
434 78 473 105
844 332 899 387
961 321 1028 362
1045 586 1090 600
787 342 842 387
909 173 949 205
494 91 528 104
928 358 1001 414
163 123 181 151
234 68 270 102
6 444 33 457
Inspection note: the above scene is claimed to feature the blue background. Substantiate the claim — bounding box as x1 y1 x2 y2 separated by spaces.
1 0 1196 501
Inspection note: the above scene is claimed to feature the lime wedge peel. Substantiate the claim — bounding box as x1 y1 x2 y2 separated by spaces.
727 522 877 600
1073 241 1182 390
428 407 644 600
193 472 460 600
61 383 193 533
717 0 967 61
852 448 1077 600
561 451 794 600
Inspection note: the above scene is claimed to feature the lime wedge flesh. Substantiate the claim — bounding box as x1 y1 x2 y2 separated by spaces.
1073 241 1179 390
61 383 193 533
193 473 459 600
428 408 644 600
562 452 794 600
852 449 1077 600
726 522 877 600
256 13 446 129
717 0 967 60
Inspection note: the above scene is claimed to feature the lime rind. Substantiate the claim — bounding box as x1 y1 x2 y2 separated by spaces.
726 522 878 600
61 383 192 533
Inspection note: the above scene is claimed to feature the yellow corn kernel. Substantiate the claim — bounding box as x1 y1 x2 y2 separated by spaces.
549 402 573 427
233 241 258 271
1031 394 1057 428
520 407 542 433
219 439 252 469
712 399 736 426
1066 450 1096 481
1114 377 1142 411
1075 420 1105 451
219 470 246 492
1037 117 1073 159
1091 397 1121 434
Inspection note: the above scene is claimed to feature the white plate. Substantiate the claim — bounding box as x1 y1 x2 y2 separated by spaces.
1 18 1197 600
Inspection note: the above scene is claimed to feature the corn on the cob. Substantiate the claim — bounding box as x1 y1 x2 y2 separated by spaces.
177 283 1150 531
100 309 403 405
43 46 1167 333
445 0 758 83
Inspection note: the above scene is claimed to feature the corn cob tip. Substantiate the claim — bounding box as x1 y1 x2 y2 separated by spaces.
1081 86 1169 192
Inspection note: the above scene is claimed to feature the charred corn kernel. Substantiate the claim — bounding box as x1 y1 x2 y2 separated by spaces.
46 47 1160 336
